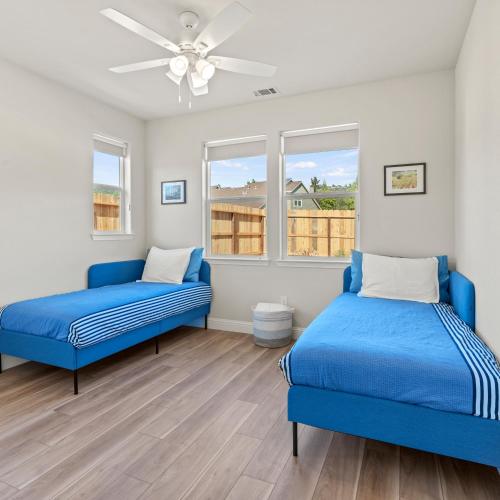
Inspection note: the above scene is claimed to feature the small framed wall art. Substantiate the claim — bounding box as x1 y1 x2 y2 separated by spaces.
161 180 186 205
384 163 426 196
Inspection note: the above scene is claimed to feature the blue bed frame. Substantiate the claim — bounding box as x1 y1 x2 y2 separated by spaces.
0 259 211 394
289 268 500 469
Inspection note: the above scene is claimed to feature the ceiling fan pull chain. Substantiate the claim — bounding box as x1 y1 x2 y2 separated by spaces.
178 83 182 103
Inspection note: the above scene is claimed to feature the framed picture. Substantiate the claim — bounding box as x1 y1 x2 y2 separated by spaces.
384 163 426 196
161 180 186 205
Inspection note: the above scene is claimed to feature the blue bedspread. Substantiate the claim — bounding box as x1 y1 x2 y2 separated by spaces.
280 293 500 420
0 281 211 348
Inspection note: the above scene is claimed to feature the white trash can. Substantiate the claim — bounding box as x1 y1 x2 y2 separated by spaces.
252 302 294 348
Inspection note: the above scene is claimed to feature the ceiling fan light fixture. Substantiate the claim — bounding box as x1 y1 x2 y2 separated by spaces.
188 70 208 89
169 55 189 76
166 70 182 85
195 59 215 80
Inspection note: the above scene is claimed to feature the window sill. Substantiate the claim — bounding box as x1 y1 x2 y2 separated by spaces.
205 257 349 268
91 233 135 241
275 259 350 269
206 257 270 267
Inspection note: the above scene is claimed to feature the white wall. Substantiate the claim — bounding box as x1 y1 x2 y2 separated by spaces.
455 0 500 357
147 70 455 328
0 58 146 369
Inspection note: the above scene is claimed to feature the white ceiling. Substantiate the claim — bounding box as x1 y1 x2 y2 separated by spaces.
0 0 475 120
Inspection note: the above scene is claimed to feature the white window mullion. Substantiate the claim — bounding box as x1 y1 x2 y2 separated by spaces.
119 186 126 233
209 196 267 203
285 192 356 200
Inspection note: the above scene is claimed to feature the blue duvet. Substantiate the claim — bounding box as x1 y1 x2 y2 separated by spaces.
280 294 500 420
0 281 211 348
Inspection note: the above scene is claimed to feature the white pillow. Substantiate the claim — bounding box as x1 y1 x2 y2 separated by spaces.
141 246 194 284
358 253 439 303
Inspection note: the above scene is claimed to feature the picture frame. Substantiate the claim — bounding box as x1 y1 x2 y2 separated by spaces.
161 180 186 205
384 163 426 196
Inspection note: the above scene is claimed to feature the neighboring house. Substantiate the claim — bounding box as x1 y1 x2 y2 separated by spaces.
285 180 320 210
211 180 320 209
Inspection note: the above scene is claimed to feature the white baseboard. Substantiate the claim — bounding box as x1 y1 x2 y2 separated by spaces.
1 354 27 370
207 317 304 339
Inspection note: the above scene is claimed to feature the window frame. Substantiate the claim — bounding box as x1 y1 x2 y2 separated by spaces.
279 124 360 263
202 135 268 261
91 134 133 240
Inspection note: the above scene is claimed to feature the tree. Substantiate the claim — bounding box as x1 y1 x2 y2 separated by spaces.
317 198 355 210
310 176 357 209
246 178 257 185
310 176 320 192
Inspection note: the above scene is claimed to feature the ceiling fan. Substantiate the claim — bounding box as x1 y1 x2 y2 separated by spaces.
100 2 277 106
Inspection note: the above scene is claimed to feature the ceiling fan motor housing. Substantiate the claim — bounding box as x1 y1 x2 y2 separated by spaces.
179 11 199 30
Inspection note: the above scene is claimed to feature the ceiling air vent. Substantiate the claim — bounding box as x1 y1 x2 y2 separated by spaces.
253 87 280 97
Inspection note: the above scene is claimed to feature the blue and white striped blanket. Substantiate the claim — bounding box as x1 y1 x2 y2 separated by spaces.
433 303 500 420
279 294 500 421
0 281 211 349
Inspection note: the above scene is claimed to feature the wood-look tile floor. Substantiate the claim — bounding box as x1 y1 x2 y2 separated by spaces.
0 328 499 500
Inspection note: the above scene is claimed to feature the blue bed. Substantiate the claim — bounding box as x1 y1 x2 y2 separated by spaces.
0 259 212 394
281 267 500 469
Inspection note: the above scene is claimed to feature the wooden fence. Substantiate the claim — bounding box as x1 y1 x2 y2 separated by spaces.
211 203 356 257
92 197 355 255
211 203 266 256
93 193 120 232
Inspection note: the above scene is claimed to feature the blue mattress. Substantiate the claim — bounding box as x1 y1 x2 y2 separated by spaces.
280 293 500 420
0 281 212 348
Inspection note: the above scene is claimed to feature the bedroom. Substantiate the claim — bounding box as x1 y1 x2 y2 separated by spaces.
0 0 499 498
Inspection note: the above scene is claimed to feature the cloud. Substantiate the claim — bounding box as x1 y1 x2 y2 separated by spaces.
287 160 317 169
215 160 249 170
326 167 350 178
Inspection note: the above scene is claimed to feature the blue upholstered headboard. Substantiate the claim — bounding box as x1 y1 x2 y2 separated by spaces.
449 271 475 330
342 266 476 330
343 266 352 293
88 259 211 289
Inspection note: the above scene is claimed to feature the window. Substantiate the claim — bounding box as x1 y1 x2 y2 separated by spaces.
204 136 267 258
92 135 131 236
280 124 359 260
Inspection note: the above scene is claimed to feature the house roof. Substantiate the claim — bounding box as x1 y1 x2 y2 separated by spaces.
211 179 306 201
210 180 309 208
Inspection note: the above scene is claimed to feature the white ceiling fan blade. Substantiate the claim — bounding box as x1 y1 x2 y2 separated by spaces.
187 71 209 96
110 58 171 73
100 8 180 53
208 56 276 77
194 2 252 53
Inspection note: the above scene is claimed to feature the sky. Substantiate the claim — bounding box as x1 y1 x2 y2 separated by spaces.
210 149 358 189
210 155 266 187
93 151 120 186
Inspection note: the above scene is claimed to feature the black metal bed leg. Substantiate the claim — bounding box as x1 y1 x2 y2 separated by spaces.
293 422 298 456
155 337 160 355
0 354 3 374
73 370 79 395
204 315 208 330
